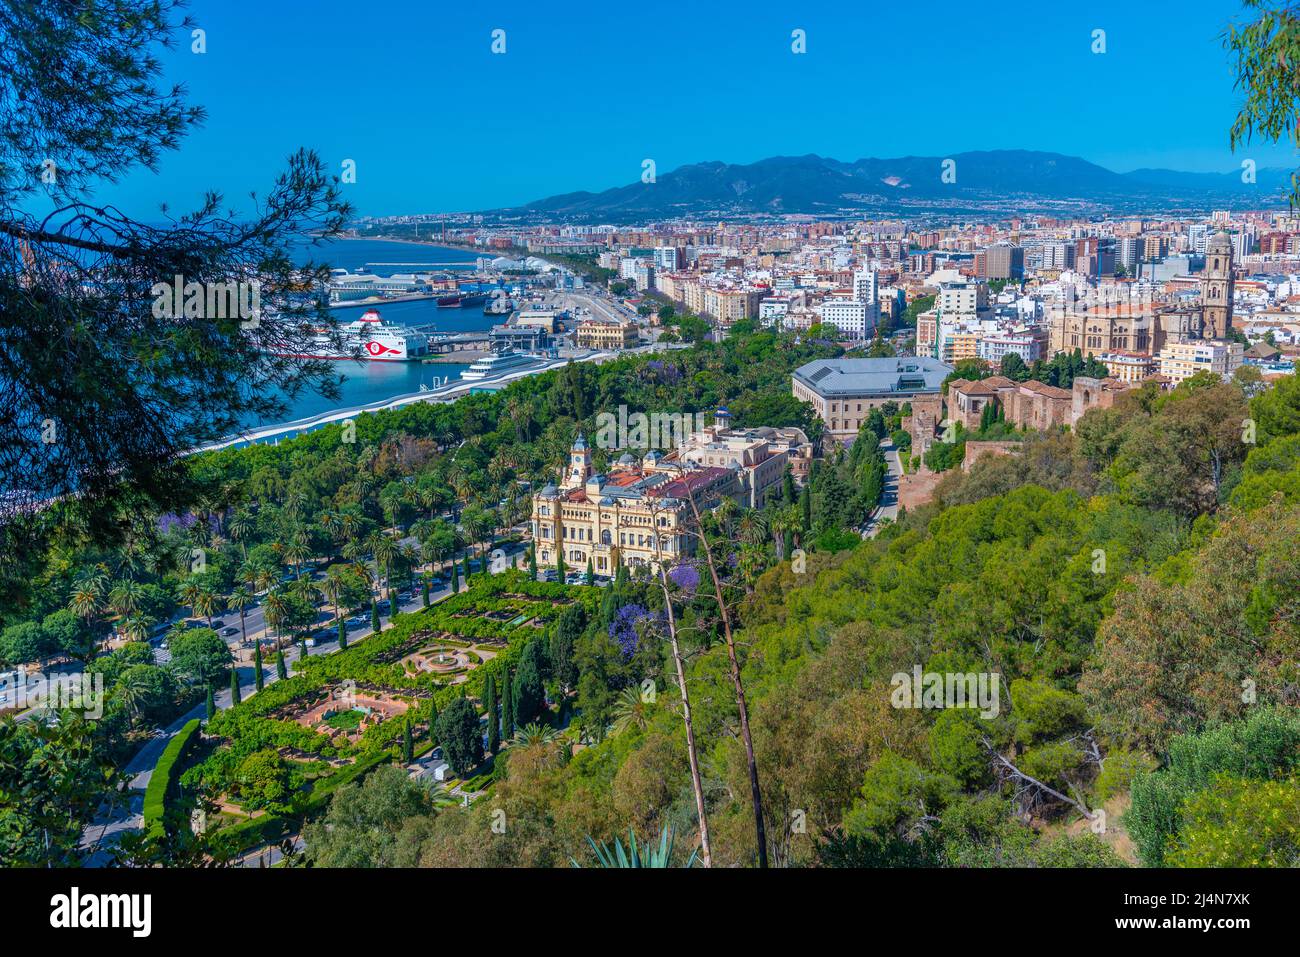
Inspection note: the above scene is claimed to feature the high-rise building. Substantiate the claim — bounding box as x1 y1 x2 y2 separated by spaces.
984 243 1024 280
1117 237 1145 271
852 267 879 305
653 246 680 271
1042 242 1075 271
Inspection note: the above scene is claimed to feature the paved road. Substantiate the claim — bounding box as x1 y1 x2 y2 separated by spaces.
864 440 903 539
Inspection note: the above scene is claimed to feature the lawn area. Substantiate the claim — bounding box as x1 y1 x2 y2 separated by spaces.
323 709 364 732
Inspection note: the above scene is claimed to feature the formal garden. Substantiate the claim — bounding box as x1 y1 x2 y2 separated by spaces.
162 571 598 856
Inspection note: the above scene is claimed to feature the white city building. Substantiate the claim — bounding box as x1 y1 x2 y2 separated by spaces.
817 298 880 340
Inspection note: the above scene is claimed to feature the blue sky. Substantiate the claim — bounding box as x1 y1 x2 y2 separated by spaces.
69 0 1299 217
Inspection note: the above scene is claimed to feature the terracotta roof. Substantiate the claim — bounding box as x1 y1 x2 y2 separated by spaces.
981 375 1018 389
1020 380 1072 399
650 466 731 500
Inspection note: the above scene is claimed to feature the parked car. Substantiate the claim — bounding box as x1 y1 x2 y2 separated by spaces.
221 626 239 637
209 619 225 629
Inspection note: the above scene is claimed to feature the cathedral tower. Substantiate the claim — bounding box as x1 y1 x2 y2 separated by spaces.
1202 231 1235 340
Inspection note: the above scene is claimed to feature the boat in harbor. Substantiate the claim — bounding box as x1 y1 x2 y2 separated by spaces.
437 291 487 308
459 350 540 381
274 308 430 361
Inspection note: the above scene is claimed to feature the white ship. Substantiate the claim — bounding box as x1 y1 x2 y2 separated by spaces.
459 350 540 381
281 309 430 361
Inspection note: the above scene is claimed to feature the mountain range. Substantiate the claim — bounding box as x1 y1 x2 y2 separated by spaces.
490 150 1291 222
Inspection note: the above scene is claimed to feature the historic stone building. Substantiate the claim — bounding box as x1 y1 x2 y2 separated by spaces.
947 374 1133 433
1202 230 1235 340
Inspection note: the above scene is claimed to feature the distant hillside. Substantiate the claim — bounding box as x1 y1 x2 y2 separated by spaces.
489 150 1291 221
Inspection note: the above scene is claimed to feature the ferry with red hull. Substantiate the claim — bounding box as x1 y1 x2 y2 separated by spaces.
277 309 430 361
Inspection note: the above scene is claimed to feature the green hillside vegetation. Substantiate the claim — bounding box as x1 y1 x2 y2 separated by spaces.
345 370 1300 867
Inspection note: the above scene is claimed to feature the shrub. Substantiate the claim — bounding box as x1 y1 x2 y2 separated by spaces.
142 718 201 840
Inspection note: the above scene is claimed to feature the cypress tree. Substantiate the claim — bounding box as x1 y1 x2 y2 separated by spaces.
422 578 430 607
205 685 215 720
299 636 308 659
371 600 381 632
389 590 399 619
338 618 348 649
275 648 287 680
500 666 515 738
428 699 439 746
462 554 470 584
451 560 460 592
402 722 414 764
556 549 565 579
512 648 545 726
800 485 812 531
584 558 594 585
254 642 264 692
484 674 500 753
783 471 795 505
229 669 241 706
528 544 537 580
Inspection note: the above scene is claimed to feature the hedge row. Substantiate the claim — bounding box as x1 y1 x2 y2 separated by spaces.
142 718 201 840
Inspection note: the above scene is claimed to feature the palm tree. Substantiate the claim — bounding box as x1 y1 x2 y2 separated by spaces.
737 509 769 547
228 586 254 647
322 565 348 626
193 587 221 629
67 568 106 659
117 667 156 725
370 532 397 600
107 579 143 637
462 511 489 570
291 575 321 613
228 509 254 562
120 613 157 643
283 541 311 580
176 580 201 622
398 544 420 591
611 685 655 735
768 510 792 562
263 590 289 647
447 465 472 522
253 566 278 597
714 497 739 538
319 509 342 545
510 723 566 772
